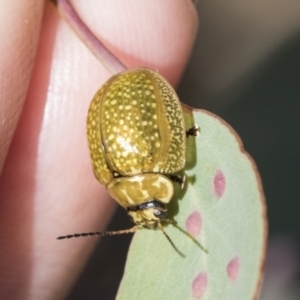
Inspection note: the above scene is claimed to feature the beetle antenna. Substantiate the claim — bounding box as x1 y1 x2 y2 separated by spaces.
158 223 185 258
56 225 138 240
172 223 208 254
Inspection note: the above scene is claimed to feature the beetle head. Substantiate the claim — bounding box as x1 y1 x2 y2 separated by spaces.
127 200 168 229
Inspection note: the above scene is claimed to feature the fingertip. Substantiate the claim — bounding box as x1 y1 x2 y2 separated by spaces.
0 0 44 173
72 0 198 85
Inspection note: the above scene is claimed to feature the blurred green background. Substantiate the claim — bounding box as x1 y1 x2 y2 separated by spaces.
66 1 300 299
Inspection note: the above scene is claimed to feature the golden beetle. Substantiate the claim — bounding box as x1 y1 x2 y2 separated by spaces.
58 68 199 251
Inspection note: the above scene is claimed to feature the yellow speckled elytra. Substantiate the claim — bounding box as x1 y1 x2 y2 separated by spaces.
58 68 199 254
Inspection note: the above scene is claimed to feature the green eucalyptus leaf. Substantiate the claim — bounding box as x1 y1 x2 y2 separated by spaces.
116 106 267 300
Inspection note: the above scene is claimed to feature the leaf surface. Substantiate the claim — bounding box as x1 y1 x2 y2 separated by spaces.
116 106 267 300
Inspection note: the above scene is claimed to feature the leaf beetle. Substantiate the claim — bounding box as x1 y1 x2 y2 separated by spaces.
58 68 199 254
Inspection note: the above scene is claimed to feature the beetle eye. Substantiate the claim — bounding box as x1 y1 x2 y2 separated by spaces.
153 209 167 219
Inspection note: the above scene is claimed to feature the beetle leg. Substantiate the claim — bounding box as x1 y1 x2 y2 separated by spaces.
186 124 200 137
167 174 186 189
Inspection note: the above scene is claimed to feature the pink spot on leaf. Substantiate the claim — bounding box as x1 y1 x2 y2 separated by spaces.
185 211 202 237
227 256 240 283
214 170 226 198
192 272 208 298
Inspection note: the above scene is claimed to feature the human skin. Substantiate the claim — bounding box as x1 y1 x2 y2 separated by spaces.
0 0 198 299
